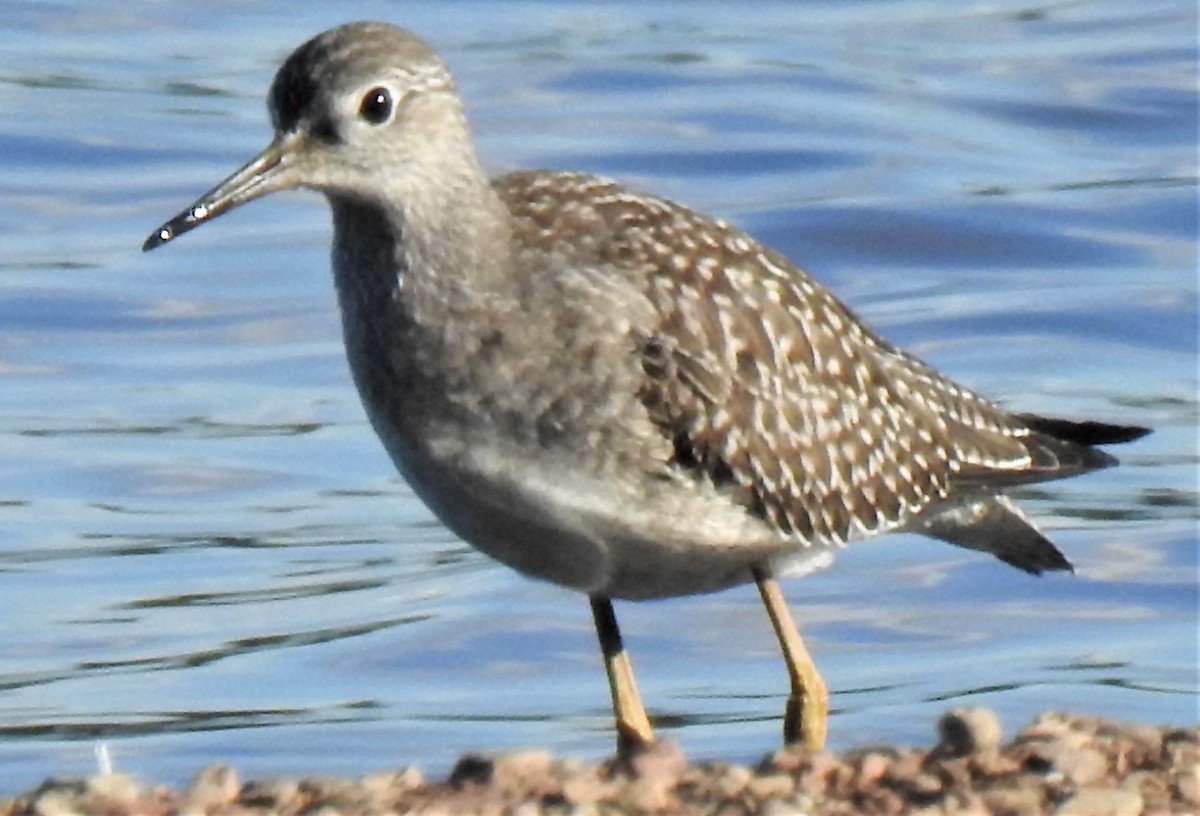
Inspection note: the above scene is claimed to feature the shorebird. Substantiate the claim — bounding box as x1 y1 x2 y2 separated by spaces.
143 21 1149 752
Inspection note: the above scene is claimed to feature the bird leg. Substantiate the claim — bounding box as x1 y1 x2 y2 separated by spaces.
589 595 655 754
752 566 828 749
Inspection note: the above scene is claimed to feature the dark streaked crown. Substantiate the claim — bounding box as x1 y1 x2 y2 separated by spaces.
268 21 450 134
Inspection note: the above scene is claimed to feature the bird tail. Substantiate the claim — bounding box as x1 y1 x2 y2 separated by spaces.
916 495 1073 575
919 415 1150 574
1013 414 1151 447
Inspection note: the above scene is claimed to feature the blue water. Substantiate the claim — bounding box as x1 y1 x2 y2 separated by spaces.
0 0 1195 793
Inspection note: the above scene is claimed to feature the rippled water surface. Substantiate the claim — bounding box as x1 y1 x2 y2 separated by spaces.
0 0 1195 792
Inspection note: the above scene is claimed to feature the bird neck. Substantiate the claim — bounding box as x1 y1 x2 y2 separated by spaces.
327 163 519 411
332 171 515 306
333 154 516 301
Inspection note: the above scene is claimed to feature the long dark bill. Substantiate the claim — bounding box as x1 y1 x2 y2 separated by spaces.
143 133 303 252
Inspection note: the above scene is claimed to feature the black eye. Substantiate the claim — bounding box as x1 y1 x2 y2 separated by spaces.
358 86 393 125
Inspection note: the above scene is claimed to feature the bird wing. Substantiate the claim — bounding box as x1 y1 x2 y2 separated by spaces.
493 169 1129 548
629 216 1087 546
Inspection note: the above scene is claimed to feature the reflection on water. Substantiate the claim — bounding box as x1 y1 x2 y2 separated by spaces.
0 0 1195 793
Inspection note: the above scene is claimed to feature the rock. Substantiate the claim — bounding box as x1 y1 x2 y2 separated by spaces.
31 789 83 816
560 768 608 805
712 762 752 798
983 784 1045 815
447 754 493 787
745 772 794 802
492 750 554 794
359 766 422 797
1054 786 1143 816
238 777 299 810
935 707 1003 757
182 764 240 812
759 798 808 816
83 773 139 805
854 750 892 786
618 776 674 812
1029 741 1109 786
627 740 687 781
1173 759 1200 805
759 744 809 773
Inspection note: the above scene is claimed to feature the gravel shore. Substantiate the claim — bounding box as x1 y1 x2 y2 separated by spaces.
4 710 1196 815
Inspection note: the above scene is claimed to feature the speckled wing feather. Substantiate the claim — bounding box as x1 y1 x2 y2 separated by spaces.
494 170 1128 554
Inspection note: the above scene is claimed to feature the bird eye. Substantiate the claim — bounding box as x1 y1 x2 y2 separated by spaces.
358 86 394 125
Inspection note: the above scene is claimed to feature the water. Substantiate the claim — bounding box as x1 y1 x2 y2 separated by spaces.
0 0 1195 793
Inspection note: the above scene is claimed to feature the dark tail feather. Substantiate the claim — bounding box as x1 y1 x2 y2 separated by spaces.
962 413 1154 486
955 414 1148 488
924 417 1148 572
916 495 1073 575
1014 414 1151 447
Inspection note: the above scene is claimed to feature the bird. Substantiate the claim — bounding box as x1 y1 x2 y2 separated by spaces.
143 20 1149 753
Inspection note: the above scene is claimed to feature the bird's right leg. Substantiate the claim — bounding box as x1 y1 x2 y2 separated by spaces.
752 566 828 749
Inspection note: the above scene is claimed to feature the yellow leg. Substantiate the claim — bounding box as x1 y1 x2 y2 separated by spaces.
590 596 655 754
752 566 828 749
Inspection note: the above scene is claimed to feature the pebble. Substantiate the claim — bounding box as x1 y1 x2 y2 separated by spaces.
491 750 554 795
1054 786 1143 816
82 774 139 805
182 764 239 811
712 763 753 798
359 766 422 796
1031 741 1110 786
446 754 493 787
560 770 608 805
935 707 1003 757
30 789 82 816
237 777 298 809
982 784 1044 814
1176 761 1200 805
744 772 793 802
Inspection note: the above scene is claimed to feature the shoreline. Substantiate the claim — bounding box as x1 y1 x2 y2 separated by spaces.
4 709 1195 815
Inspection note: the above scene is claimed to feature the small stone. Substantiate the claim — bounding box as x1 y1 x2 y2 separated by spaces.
884 751 924 785
560 770 608 805
448 754 494 787
238 777 299 809
1020 712 1081 745
84 772 140 804
713 763 752 798
760 744 809 773
936 707 1003 756
711 802 751 816
619 777 674 812
1166 731 1200 774
984 784 1045 815
856 751 891 786
745 773 794 802
360 766 423 796
1174 760 1200 805
1112 721 1166 753
1038 742 1109 787
183 764 240 811
1054 787 1143 816
911 771 943 795
802 751 844 788
759 798 807 816
628 740 687 781
304 807 342 816
32 789 83 816
492 750 554 792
